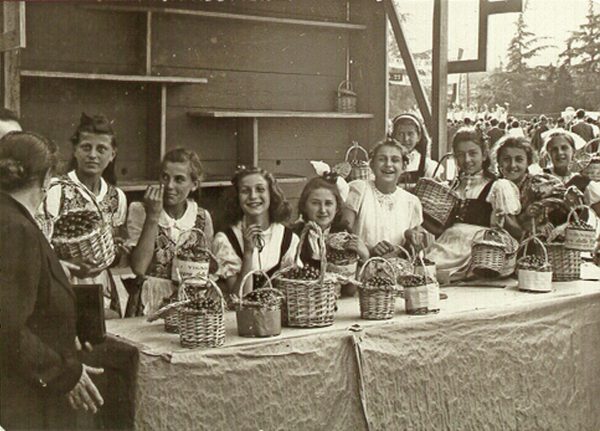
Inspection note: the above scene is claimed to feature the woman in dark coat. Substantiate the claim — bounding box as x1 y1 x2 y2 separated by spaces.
0 131 104 429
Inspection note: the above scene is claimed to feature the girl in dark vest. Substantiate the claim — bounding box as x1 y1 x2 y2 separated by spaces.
212 166 299 296
127 148 214 315
426 127 521 281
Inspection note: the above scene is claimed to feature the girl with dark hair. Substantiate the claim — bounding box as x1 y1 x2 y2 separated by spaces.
1 131 103 428
127 148 214 315
292 175 369 268
426 127 521 281
390 113 442 185
45 113 128 317
341 137 427 257
212 166 299 296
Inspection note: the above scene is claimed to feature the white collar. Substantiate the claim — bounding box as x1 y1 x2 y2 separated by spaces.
159 200 197 230
67 170 108 201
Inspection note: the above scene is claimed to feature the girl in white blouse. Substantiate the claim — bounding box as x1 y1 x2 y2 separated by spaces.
426 127 521 281
127 149 213 315
342 137 427 257
212 167 300 296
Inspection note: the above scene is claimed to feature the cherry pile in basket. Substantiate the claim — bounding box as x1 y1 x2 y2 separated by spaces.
284 266 321 280
53 210 101 238
242 289 282 308
397 274 435 287
517 255 552 271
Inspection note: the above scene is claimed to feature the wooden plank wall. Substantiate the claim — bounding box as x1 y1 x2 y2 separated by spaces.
18 1 386 225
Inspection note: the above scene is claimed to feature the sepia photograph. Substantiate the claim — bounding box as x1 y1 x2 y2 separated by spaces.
1 0 599 429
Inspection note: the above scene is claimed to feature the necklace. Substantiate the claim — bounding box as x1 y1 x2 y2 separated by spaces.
371 182 396 211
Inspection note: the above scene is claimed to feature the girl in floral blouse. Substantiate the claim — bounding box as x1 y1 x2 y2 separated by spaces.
45 113 127 317
127 148 213 315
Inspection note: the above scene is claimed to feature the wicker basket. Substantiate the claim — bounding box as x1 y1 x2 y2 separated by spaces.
236 270 283 337
345 141 373 181
171 228 218 283
273 225 337 328
382 244 414 295
564 205 598 252
178 279 225 349
470 228 517 278
413 153 459 228
336 79 357 113
326 232 359 298
517 236 553 292
357 257 398 320
163 307 180 333
580 138 600 181
546 242 581 281
48 179 116 270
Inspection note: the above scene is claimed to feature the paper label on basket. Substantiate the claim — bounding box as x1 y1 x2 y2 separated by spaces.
405 285 428 310
327 261 358 279
172 258 209 283
565 229 596 251
426 282 440 311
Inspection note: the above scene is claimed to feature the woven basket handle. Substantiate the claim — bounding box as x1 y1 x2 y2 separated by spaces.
357 256 396 284
521 235 549 265
583 138 600 155
46 178 105 221
237 268 275 303
566 204 597 228
338 80 353 94
294 222 327 284
432 152 454 179
345 141 369 163
179 276 225 315
393 244 412 261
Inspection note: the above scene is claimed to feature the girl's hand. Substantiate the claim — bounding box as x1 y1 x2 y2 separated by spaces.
405 227 427 252
61 259 103 279
491 210 506 229
371 240 395 257
345 236 370 261
67 364 104 414
242 224 263 253
144 184 164 219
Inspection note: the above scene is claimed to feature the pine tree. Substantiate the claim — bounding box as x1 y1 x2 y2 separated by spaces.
561 0 600 73
506 13 554 73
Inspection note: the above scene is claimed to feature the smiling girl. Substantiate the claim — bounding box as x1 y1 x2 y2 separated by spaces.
426 127 521 281
46 113 127 317
541 129 600 218
341 137 426 257
293 175 369 268
126 148 213 315
391 113 442 185
212 167 299 296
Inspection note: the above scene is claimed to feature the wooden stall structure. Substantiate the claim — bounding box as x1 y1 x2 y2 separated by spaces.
7 1 387 225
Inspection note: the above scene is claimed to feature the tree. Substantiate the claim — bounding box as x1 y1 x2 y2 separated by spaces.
506 13 554 73
560 0 600 73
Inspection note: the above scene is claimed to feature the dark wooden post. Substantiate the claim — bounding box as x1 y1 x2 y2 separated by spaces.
431 0 448 160
1 2 25 115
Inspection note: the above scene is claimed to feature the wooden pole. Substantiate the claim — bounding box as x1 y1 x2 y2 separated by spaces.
431 0 448 159
2 2 25 115
383 0 432 132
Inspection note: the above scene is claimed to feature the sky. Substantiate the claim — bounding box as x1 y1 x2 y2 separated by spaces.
396 0 599 69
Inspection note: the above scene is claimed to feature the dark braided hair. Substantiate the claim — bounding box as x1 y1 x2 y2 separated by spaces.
452 126 496 180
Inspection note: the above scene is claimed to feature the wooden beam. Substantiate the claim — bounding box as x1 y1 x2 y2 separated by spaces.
188 109 373 119
20 70 208 84
431 0 449 159
448 0 522 74
145 11 152 76
2 2 25 114
159 84 167 160
237 118 259 167
83 4 367 31
383 0 432 131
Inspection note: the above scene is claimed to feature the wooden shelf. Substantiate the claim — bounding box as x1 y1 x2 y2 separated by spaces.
120 174 306 192
20 70 208 85
188 109 373 119
83 4 366 31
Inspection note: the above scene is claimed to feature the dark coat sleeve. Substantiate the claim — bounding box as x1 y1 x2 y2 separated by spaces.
0 222 82 394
